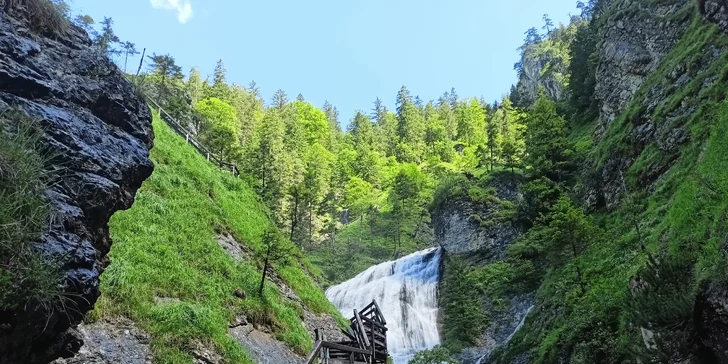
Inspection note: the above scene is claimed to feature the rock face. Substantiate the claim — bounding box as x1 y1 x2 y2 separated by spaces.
694 281 728 363
0 11 154 364
583 0 705 210
514 46 564 106
50 319 153 364
594 0 691 129
433 175 522 262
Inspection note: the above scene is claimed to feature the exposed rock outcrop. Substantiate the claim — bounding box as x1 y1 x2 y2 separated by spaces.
0 10 154 364
514 45 565 106
594 0 691 129
433 175 522 263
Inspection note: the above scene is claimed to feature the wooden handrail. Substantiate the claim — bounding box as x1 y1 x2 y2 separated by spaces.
372 300 387 325
146 95 240 177
353 309 371 349
305 340 323 364
307 301 387 363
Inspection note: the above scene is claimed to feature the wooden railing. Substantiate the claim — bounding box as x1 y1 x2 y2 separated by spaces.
307 300 388 364
146 96 240 177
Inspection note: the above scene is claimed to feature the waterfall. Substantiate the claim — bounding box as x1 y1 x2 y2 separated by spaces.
326 248 442 364
474 305 534 364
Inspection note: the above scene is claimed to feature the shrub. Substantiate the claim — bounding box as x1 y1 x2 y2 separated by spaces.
6 0 69 36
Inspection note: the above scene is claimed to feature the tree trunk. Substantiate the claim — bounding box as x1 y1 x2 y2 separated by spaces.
289 190 299 242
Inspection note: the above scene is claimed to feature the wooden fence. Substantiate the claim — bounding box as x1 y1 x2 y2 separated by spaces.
146 96 240 177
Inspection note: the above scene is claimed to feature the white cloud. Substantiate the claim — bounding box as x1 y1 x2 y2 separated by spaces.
150 0 194 24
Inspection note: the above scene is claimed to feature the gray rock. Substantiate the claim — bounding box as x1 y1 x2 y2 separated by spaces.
433 175 522 262
594 0 691 129
0 10 153 364
229 325 304 364
50 319 153 364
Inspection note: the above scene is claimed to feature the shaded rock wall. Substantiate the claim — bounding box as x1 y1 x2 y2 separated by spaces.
0 10 153 363
433 175 522 263
594 0 691 130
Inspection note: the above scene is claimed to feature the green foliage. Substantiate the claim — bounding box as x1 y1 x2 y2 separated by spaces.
409 346 458 364
0 110 60 311
524 94 572 180
196 98 241 160
101 112 345 362
441 257 489 351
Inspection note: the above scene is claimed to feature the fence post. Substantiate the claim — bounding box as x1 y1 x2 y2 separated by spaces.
206 152 210 161
185 133 189 144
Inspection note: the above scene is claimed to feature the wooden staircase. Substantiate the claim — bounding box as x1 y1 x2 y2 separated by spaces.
306 300 388 364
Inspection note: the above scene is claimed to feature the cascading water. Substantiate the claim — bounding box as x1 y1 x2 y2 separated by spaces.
326 248 442 364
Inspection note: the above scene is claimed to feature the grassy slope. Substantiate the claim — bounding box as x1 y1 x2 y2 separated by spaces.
495 13 728 363
95 111 344 363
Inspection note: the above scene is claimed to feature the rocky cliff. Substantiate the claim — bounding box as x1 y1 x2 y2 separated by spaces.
593 0 692 129
433 173 533 363
586 0 702 210
0 9 153 363
433 174 522 262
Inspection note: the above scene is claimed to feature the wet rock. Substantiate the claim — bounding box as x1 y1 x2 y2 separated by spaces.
0 10 153 363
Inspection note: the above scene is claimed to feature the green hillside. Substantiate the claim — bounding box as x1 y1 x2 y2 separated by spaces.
93 111 344 363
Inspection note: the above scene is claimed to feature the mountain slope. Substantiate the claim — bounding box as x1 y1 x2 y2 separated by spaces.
488 2 728 363
93 111 345 363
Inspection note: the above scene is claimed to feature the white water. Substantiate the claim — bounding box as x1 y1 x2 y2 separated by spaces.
475 305 535 364
326 248 442 364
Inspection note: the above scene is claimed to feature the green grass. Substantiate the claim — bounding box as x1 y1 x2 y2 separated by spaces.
96 110 344 363
0 109 60 312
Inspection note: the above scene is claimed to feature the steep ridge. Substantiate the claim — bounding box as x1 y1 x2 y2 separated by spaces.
0 9 154 363
486 0 728 362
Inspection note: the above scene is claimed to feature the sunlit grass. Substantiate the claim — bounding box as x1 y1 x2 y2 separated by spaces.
96 110 344 363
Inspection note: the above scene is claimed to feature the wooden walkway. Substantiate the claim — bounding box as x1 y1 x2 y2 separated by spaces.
306 300 388 364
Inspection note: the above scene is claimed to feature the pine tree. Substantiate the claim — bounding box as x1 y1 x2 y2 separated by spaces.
395 85 425 162
186 68 206 108
147 53 183 101
121 41 139 73
541 196 597 295
74 15 96 37
524 93 571 180
256 109 289 223
272 89 288 111
322 101 341 133
95 17 120 56
456 98 486 146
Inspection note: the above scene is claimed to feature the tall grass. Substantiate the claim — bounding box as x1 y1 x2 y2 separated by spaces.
0 109 60 312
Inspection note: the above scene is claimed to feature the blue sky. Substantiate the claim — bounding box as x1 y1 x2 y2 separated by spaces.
71 0 577 125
